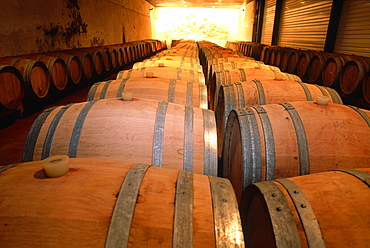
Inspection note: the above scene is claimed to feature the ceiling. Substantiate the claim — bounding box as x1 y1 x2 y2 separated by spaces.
145 0 252 8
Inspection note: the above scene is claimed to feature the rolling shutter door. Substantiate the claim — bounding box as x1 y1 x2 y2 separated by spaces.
261 0 276 45
278 0 332 50
334 0 370 57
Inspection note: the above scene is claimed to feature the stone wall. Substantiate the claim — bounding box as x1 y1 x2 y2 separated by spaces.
0 0 153 57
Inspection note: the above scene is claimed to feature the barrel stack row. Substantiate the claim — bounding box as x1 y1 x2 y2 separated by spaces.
0 40 245 247
0 39 166 117
226 41 370 108
1 39 369 247
201 40 370 247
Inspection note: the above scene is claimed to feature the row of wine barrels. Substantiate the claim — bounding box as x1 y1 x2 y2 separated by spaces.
20 54 69 92
215 79 343 158
235 42 370 105
0 57 50 99
22 97 218 176
0 40 167 117
198 40 369 247
241 168 370 247
0 157 243 247
86 76 208 109
44 52 83 84
0 65 25 115
222 101 370 202
10 39 370 247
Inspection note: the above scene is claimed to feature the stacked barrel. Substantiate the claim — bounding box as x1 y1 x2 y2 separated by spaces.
0 39 166 117
219 40 369 247
0 40 244 247
1 40 369 247
227 41 370 109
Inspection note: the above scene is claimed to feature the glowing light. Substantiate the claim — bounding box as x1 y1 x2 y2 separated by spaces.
152 7 239 42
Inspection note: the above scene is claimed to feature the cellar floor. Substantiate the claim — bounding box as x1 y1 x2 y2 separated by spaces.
0 73 117 167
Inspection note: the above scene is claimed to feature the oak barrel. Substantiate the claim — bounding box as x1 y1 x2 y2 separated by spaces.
64 49 94 80
322 56 350 88
340 59 370 95
132 60 203 72
22 98 217 176
362 70 370 104
216 79 343 158
78 48 104 76
116 67 205 85
209 67 297 111
307 53 332 84
0 65 24 112
222 101 370 202
240 168 370 248
286 49 301 74
0 157 243 247
45 52 83 85
86 77 208 108
0 57 50 99
21 54 68 91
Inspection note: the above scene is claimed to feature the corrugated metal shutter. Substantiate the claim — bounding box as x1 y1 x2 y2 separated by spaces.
261 0 276 45
278 0 332 50
334 0 370 57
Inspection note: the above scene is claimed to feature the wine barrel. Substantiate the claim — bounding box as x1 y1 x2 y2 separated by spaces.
0 65 24 113
296 51 317 81
322 56 350 88
65 49 94 80
20 54 68 91
116 67 205 85
97 47 112 72
362 70 370 104
279 48 294 72
340 59 370 95
250 43 266 61
307 53 333 84
222 101 370 202
103 46 118 70
147 55 200 64
0 57 50 99
209 67 294 111
132 60 203 73
286 49 301 74
207 60 262 84
122 44 135 62
240 168 370 248
0 157 243 247
216 80 343 158
86 77 208 109
260 46 271 64
44 52 83 85
78 48 104 76
22 98 217 176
